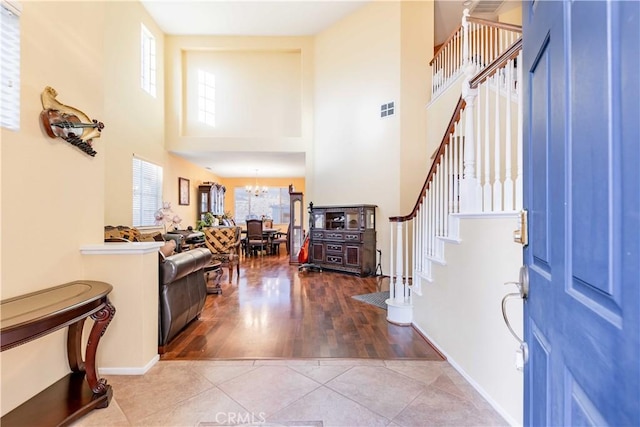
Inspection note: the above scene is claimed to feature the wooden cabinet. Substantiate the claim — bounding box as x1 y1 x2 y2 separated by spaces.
308 204 376 276
197 182 225 221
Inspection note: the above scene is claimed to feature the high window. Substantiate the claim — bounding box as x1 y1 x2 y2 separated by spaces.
197 69 215 126
132 157 163 227
234 187 290 224
140 23 156 97
0 1 21 130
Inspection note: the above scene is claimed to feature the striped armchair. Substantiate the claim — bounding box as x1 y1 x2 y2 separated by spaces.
203 226 241 283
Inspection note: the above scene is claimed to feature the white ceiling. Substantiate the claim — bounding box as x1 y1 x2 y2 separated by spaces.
140 0 503 178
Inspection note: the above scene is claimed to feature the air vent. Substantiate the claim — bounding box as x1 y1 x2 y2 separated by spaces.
381 101 395 118
470 0 505 14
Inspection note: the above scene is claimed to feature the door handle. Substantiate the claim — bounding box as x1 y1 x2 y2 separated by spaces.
502 265 529 369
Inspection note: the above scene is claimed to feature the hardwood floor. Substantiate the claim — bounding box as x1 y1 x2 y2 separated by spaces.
161 253 444 361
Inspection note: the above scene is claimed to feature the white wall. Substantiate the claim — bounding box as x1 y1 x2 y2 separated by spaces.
413 215 524 425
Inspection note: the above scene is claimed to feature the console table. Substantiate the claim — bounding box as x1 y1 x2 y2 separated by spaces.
0 281 116 426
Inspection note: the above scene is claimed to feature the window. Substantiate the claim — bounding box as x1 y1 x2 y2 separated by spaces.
140 23 156 97
197 69 215 126
1 1 21 130
132 157 163 227
234 187 290 224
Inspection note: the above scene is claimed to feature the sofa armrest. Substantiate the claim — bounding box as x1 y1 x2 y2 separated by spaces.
160 248 212 285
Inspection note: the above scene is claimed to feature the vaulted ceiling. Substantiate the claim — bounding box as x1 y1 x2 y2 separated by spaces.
140 0 512 177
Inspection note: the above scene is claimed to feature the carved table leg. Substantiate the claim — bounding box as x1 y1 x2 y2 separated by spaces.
84 300 116 395
67 318 87 373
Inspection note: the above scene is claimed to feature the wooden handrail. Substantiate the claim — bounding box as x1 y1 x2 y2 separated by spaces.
429 23 462 66
467 17 522 33
429 17 522 67
389 96 466 223
470 38 522 88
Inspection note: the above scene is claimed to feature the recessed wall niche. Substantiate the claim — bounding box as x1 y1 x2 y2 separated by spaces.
183 49 302 138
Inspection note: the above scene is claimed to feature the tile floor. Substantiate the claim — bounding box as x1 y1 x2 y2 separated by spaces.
73 359 508 427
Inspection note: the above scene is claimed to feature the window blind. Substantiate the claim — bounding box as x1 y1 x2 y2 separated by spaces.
132 157 163 227
0 1 20 130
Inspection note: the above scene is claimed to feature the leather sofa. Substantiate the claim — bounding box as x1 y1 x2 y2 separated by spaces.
158 247 211 353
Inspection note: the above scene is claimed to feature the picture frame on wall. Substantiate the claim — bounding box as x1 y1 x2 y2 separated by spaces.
179 177 190 205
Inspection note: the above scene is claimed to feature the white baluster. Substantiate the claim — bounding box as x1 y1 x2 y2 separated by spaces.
460 71 479 212
493 74 503 211
483 82 491 212
445 140 451 237
504 58 514 210
462 8 469 66
516 50 524 209
453 132 459 214
404 221 409 293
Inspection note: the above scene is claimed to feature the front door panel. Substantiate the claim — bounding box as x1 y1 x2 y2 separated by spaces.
523 1 639 425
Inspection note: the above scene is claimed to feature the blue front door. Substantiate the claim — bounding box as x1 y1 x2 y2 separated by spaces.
522 1 639 425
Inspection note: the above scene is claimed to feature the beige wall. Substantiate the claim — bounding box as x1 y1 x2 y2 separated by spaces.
400 1 434 213
0 0 216 414
313 1 402 266
164 35 314 154
222 177 305 226
102 2 220 228
1 1 107 414
314 1 435 267
498 5 523 26
413 216 523 424
163 153 222 230
183 50 302 138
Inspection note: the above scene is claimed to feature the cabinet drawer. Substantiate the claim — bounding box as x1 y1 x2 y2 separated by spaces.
325 255 343 265
311 231 324 240
326 243 343 253
324 231 343 240
343 233 361 242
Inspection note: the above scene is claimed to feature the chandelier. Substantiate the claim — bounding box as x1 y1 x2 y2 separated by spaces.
246 169 268 197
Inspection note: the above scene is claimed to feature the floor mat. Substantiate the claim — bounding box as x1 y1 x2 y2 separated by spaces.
351 291 389 309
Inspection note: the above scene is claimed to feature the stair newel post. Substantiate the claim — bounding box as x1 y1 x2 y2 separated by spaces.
389 221 395 300
462 8 470 68
394 221 405 303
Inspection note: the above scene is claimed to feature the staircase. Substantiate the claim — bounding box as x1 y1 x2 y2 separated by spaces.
386 10 525 425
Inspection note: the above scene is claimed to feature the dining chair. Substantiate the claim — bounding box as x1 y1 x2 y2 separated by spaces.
263 218 273 229
271 223 289 255
203 226 241 283
246 219 268 256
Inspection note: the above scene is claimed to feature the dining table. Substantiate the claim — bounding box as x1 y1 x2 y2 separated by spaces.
242 228 281 255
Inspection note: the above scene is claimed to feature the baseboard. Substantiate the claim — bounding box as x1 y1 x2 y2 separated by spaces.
98 354 159 376
411 322 522 427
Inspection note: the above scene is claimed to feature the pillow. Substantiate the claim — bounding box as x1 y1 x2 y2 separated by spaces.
139 231 164 242
158 239 176 260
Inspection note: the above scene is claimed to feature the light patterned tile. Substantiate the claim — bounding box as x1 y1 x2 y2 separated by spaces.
192 364 260 386
385 363 447 387
112 364 215 422
270 386 389 427
69 398 130 427
319 359 385 366
290 365 353 384
135 387 251 426
326 366 425 419
255 359 321 366
217 366 321 417
392 388 500 427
